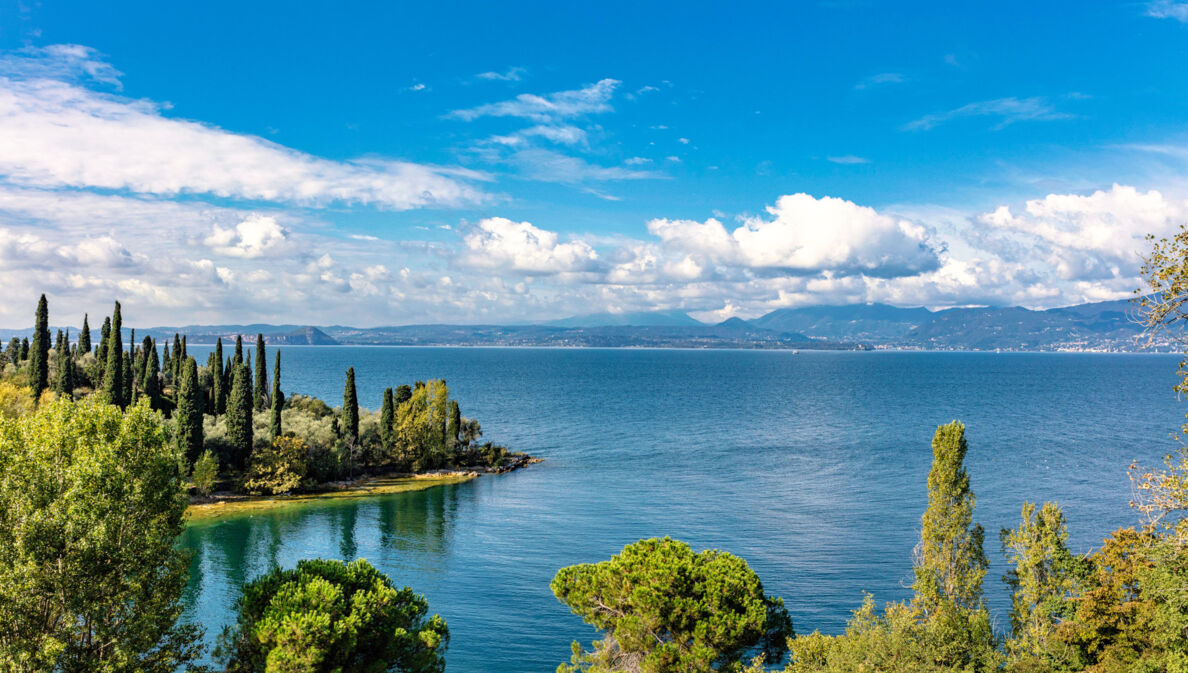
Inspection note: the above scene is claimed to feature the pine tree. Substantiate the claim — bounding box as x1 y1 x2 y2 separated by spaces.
253 334 267 411
342 367 359 441
212 338 225 415
29 294 50 396
225 364 253 469
175 357 204 463
270 351 284 440
103 301 124 407
380 387 394 453
78 313 91 354
912 421 988 614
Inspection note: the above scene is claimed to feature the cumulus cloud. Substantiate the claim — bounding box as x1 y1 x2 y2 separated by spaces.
449 78 619 122
906 96 1072 131
647 194 939 277
0 46 489 210
457 217 599 274
204 215 289 258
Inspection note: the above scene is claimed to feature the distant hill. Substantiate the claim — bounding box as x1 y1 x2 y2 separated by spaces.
0 298 1154 351
750 303 934 340
545 310 703 328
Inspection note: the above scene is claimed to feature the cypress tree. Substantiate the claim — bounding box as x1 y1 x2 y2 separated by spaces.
29 295 50 396
20 337 28 361
213 338 225 415
126 329 136 404
176 357 204 462
102 301 123 406
143 339 161 409
447 399 461 446
253 334 267 411
232 335 243 368
380 387 394 452
53 329 74 397
78 313 91 355
225 364 253 469
270 351 283 440
172 334 183 384
342 367 359 441
181 335 187 359
912 420 988 613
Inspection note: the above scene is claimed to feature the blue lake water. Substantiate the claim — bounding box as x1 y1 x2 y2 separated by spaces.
179 347 1186 672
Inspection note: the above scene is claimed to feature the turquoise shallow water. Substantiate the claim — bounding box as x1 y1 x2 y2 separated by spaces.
179 348 1185 672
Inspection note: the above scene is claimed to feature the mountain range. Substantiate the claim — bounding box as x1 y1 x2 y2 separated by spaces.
0 299 1157 351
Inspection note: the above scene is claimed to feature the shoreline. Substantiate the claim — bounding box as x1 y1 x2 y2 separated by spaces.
186 454 541 523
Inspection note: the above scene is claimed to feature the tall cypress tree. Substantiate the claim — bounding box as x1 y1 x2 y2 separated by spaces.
172 334 183 384
29 294 50 396
447 399 461 447
233 335 243 368
78 313 92 355
342 367 359 441
142 339 161 409
102 301 123 407
225 364 253 469
270 351 284 440
380 387 394 453
253 334 267 411
176 357 204 462
19 337 28 361
212 338 225 415
126 329 136 404
53 328 74 397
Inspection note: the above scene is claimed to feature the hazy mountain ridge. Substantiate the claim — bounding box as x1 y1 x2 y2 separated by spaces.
0 300 1152 350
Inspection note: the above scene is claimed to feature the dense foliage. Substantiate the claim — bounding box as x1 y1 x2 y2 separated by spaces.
552 537 792 673
218 558 448 673
0 398 202 672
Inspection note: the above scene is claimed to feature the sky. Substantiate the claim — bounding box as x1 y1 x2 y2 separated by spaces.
1 0 1187 327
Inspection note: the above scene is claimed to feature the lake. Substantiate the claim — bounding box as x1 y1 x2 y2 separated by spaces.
179 347 1185 672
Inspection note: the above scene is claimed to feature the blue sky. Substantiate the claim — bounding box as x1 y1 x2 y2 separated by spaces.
0 0 1186 325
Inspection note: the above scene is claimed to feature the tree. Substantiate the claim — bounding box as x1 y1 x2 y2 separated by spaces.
213 338 226 415
54 327 74 398
380 387 395 453
243 435 308 495
0 398 203 672
447 399 460 449
342 367 359 441
19 337 28 361
102 301 124 407
913 421 988 614
191 449 219 498
175 357 204 462
226 364 254 469
29 294 50 396
1001 501 1084 669
233 335 243 368
253 334 267 411
78 313 91 354
142 339 161 409
218 558 448 673
552 537 792 673
270 351 284 440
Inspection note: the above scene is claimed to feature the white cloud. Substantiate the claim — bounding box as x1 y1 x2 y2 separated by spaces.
1147 1 1188 21
855 72 904 90
489 124 588 147
827 155 870 165
204 215 289 258
476 66 527 82
906 96 1072 131
647 193 939 277
457 217 599 274
449 79 620 122
509 149 660 183
0 46 489 210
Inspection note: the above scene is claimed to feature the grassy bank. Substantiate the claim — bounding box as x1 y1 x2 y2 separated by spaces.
185 473 476 523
